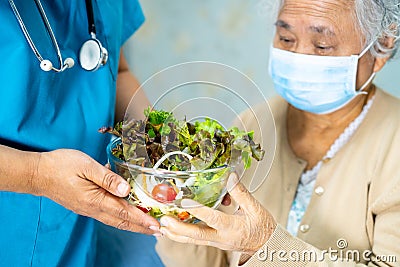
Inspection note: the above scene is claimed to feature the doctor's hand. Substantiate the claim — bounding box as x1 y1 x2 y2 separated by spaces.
159 173 277 255
33 149 160 234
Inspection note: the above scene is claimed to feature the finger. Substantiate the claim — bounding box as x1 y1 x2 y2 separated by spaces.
159 215 218 242
180 199 230 230
84 159 130 198
92 189 160 230
226 172 260 214
221 193 231 206
160 226 224 248
105 163 111 169
96 211 158 235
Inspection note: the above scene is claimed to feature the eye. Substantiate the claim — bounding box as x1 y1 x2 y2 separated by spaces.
314 42 335 53
316 45 332 50
279 36 294 44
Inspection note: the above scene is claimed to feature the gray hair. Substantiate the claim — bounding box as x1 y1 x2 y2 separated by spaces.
273 0 400 59
356 0 400 58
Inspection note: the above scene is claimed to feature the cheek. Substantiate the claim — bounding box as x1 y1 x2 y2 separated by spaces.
361 53 376 70
356 54 375 86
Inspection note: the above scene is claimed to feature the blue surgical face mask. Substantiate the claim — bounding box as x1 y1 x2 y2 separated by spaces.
268 42 376 114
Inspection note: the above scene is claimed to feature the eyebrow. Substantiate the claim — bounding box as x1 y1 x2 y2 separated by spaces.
309 25 336 37
275 19 336 37
275 20 291 30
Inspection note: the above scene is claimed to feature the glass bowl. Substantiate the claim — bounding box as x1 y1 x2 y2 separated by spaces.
107 137 231 223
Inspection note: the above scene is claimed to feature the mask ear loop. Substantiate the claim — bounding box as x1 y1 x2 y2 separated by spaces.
359 40 376 58
356 40 377 94
357 72 376 94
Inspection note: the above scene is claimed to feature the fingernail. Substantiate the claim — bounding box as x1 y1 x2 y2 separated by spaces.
153 233 163 237
181 199 200 209
149 225 160 232
117 182 129 196
227 172 239 192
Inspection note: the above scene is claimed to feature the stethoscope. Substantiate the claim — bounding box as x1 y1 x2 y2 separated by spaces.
8 0 108 72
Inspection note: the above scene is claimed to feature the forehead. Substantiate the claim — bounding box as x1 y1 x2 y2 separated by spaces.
278 0 358 38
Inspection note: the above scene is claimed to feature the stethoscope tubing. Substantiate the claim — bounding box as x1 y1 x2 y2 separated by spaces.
8 0 106 73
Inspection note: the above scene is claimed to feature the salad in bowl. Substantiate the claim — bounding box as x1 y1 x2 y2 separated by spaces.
101 108 264 223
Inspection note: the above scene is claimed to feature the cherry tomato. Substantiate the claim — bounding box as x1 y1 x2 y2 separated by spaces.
151 184 177 203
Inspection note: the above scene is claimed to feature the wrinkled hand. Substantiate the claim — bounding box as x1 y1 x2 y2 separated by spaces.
159 173 277 255
33 149 160 234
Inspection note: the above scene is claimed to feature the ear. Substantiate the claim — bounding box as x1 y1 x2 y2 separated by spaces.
373 34 397 73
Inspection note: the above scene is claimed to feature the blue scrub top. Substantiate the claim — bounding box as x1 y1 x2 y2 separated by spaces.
0 1 144 266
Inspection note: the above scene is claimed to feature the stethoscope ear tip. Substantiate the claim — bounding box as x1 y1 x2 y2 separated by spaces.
64 58 75 69
40 58 75 72
40 59 53 72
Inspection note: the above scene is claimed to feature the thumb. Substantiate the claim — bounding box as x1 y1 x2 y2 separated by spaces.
226 172 259 214
85 159 130 197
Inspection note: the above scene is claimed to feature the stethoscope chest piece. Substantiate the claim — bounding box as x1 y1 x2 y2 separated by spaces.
79 38 108 71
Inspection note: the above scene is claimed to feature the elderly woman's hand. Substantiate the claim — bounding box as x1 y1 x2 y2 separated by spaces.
159 173 277 255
